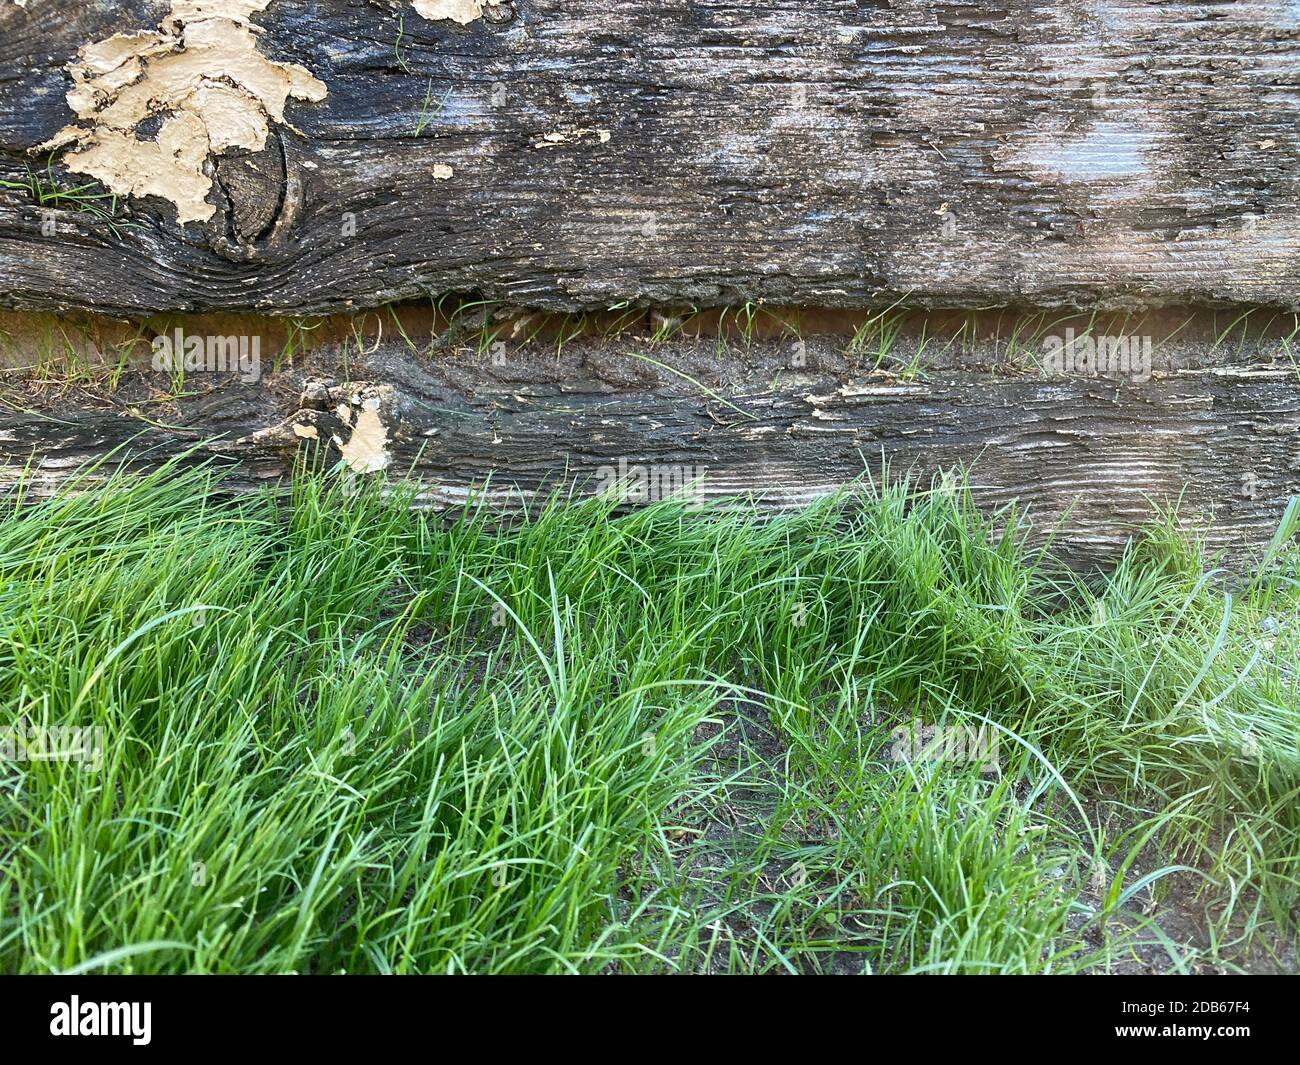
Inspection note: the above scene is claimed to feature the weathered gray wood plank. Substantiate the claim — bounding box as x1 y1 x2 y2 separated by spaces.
4 327 1298 569
1 1 1298 315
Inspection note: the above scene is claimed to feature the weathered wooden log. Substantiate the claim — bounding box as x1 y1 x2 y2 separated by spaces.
4 314 1298 568
1 1 1299 315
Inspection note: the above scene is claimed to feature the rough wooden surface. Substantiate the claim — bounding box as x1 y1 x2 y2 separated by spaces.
5 323 1298 569
1 1 1298 315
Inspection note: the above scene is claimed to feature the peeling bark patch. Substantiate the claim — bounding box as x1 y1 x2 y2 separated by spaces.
411 1 482 24
334 396 391 473
40 1 327 225
239 380 393 473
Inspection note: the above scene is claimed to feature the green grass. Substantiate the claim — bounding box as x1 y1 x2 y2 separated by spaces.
0 158 141 239
1 462 1297 973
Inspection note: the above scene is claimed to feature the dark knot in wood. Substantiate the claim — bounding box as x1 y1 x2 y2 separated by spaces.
208 132 304 264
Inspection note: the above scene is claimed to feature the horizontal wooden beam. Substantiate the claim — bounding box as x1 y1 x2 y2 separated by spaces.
1 1 1298 315
5 322 1298 569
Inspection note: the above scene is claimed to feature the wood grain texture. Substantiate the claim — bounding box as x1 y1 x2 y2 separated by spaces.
1 1 1298 315
4 328 1298 569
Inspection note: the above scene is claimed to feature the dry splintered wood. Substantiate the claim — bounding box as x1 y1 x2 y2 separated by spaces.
0 1 1298 315
4 319 1298 569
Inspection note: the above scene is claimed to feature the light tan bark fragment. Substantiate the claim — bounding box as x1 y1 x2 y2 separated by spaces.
411 1 483 24
42 1 327 225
